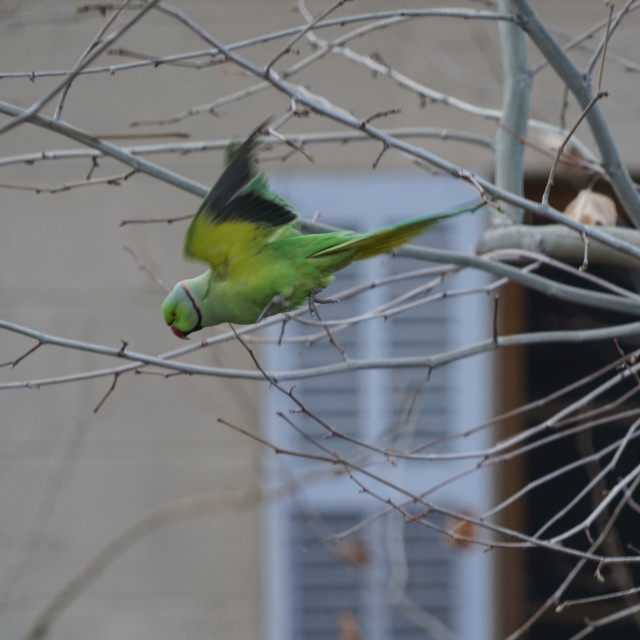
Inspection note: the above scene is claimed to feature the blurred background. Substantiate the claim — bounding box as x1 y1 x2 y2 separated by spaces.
1 1 640 639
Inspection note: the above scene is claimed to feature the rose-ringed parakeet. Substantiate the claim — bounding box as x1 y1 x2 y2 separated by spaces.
162 123 482 338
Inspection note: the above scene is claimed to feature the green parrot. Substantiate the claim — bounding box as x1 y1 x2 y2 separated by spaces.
162 122 483 338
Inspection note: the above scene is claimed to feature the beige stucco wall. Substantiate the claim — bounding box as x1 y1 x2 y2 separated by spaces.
1 1 638 638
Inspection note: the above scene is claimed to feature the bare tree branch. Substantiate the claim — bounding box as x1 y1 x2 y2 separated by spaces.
495 0 530 223
512 0 640 226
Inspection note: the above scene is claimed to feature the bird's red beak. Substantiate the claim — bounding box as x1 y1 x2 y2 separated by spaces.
171 325 188 340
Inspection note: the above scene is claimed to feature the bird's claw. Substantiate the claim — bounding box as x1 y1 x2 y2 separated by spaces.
256 294 291 323
308 287 340 316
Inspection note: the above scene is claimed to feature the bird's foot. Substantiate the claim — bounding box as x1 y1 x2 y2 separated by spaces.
256 294 291 323
308 287 340 316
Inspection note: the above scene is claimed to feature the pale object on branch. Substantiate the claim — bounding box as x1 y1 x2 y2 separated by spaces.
564 188 618 227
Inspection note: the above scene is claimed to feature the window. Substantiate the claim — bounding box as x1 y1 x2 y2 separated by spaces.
263 172 493 640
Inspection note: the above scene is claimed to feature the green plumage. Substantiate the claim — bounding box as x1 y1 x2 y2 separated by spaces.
162 121 483 338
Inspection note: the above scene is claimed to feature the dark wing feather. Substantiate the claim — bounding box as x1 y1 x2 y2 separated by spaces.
215 191 297 227
183 120 298 271
196 125 260 217
195 118 296 228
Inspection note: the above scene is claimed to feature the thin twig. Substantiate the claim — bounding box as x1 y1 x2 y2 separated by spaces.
122 245 171 291
0 341 42 368
505 472 640 640
54 0 134 120
585 0 636 82
266 0 350 70
541 90 608 206
596 2 614 91
0 0 161 137
0 170 137 194
93 374 119 413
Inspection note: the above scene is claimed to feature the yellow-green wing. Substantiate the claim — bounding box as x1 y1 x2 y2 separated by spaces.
184 121 298 276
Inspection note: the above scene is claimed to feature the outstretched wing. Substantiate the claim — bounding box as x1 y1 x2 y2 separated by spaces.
184 120 298 276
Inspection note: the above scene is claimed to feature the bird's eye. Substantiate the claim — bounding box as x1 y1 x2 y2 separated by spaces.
171 310 178 319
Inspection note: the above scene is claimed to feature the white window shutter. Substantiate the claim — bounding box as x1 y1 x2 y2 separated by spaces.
263 173 493 640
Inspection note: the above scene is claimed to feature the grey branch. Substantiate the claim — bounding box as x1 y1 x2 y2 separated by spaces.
495 0 531 224
3 317 640 388
476 224 640 269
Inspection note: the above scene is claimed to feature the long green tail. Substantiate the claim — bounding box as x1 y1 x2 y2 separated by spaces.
315 199 485 260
